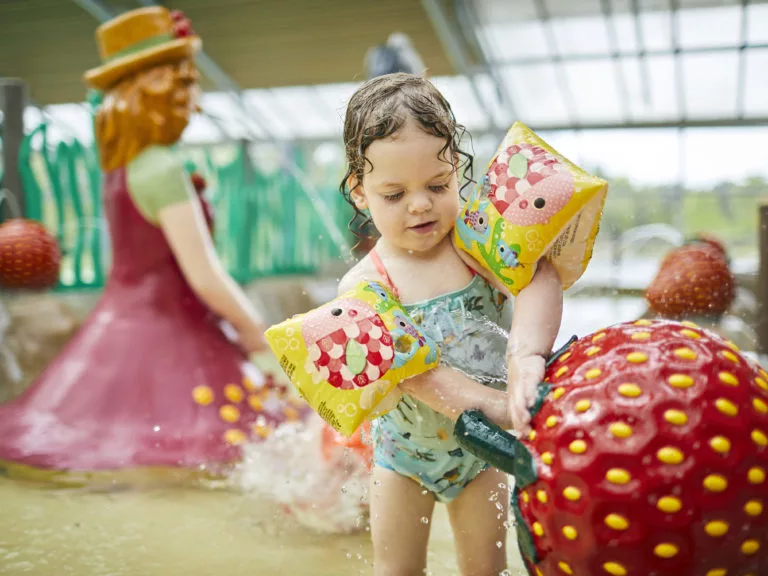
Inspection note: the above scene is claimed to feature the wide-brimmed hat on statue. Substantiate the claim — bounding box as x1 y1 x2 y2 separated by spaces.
83 6 201 90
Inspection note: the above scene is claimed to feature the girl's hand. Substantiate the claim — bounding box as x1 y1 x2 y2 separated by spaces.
507 353 546 434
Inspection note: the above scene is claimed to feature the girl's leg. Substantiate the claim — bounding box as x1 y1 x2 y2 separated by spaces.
446 467 509 576
370 465 436 576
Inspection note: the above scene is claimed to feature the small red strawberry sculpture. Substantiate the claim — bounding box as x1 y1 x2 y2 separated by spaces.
457 319 768 576
170 10 195 38
0 218 61 289
646 237 735 318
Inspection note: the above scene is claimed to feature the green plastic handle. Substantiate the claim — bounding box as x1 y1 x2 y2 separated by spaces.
453 335 577 482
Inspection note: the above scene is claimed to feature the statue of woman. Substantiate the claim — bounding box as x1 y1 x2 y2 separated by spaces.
0 7 305 480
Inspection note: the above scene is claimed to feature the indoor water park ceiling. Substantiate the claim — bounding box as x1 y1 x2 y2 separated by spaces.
3 0 768 143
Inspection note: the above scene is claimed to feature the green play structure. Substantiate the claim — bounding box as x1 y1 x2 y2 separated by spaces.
8 122 354 292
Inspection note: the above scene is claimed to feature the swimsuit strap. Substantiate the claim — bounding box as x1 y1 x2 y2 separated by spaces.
369 248 401 299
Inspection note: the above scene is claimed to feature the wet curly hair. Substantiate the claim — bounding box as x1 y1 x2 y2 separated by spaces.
339 73 474 247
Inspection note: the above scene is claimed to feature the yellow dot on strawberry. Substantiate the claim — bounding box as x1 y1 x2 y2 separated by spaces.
551 387 566 400
592 332 606 342
618 383 642 398
680 329 701 339
751 429 768 447
562 525 578 540
536 490 548 504
626 351 647 363
557 561 573 575
606 468 631 485
532 522 544 536
603 562 627 576
704 520 729 537
248 394 263 411
224 384 244 403
585 346 601 356
703 474 728 492
720 350 739 364
224 429 246 445
563 486 581 501
745 500 763 516
631 331 651 341
634 319 652 326
555 366 568 378
664 409 688 425
569 398 592 416
610 422 633 438
219 405 240 423
718 371 739 386
674 347 697 360
192 386 214 406
541 452 553 465
709 436 731 454
657 446 685 465
753 398 768 414
545 415 558 428
654 543 678 558
741 539 760 555
748 467 765 484
657 496 682 513
668 374 694 388
604 514 629 530
569 440 587 454
715 398 738 417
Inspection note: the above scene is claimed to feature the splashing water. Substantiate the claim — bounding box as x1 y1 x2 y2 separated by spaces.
232 416 370 535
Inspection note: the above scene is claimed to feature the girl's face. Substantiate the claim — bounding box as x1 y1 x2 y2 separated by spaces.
350 118 460 255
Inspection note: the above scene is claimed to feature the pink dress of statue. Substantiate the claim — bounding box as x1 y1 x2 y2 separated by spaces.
0 7 305 477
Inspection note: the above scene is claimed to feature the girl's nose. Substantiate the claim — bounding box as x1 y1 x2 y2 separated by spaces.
408 192 432 214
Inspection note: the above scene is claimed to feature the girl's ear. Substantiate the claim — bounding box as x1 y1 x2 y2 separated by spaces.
348 175 368 210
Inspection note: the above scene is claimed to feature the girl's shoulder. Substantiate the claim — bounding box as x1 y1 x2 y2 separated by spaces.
337 255 384 297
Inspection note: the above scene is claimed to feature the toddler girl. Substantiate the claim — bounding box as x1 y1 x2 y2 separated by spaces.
337 73 562 575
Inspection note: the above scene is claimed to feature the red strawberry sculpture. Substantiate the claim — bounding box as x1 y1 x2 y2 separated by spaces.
0 218 61 289
646 236 736 319
457 319 768 576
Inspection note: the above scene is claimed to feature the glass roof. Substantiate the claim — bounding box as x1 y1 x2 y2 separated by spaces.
21 0 768 187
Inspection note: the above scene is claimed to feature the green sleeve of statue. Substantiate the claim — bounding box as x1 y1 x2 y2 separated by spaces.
126 145 193 224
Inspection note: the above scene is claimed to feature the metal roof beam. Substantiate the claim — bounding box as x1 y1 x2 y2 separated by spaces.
736 0 750 119
487 42 768 66
452 0 519 125
421 0 499 132
669 0 686 121
631 0 653 106
532 0 579 126
600 0 632 122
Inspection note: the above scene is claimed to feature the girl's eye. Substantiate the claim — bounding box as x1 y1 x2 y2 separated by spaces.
429 183 449 193
385 192 404 202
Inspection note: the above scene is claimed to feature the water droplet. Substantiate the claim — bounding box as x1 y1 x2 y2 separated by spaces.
498 482 507 490
153 425 160 432
575 430 585 438
496 540 503 549
373 479 382 486
495 502 504 511
346 553 352 560
421 516 430 524
356 553 362 560
340 486 348 494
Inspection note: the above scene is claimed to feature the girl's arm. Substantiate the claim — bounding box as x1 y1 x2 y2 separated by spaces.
452 237 563 431
399 366 512 429
506 259 563 432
